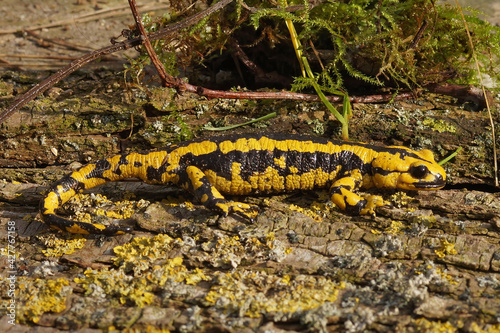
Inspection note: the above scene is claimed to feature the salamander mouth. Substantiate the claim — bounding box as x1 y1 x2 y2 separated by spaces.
413 177 446 189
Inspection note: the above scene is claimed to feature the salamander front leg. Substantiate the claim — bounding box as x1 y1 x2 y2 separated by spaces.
185 166 259 220
329 175 386 215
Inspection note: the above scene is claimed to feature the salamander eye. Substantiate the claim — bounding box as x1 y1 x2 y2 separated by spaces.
410 165 429 179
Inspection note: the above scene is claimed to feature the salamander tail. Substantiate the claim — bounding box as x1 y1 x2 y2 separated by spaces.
39 159 134 235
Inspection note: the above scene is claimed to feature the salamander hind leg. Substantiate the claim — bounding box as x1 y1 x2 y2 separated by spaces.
185 166 259 220
329 176 386 215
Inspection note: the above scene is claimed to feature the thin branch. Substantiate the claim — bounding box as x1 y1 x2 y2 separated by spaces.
128 0 170 87
409 20 428 49
173 82 415 104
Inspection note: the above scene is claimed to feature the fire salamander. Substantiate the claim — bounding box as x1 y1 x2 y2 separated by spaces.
40 134 446 235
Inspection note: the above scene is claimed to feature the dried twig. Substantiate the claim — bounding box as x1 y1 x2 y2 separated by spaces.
409 20 428 49
128 0 171 87
169 82 414 104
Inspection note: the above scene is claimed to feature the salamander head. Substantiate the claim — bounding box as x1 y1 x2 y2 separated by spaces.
370 148 446 191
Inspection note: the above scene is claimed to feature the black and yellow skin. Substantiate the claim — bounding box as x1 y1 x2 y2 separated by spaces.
40 134 446 235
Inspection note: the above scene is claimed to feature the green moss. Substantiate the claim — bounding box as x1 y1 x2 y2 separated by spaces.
0 81 13 97
164 112 194 141
307 119 326 135
422 118 456 133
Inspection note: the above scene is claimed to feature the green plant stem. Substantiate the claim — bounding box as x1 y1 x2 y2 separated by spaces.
300 55 349 140
281 1 350 140
204 112 277 131
438 147 462 166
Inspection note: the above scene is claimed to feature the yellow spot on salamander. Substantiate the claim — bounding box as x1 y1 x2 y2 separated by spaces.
248 166 285 192
274 156 286 169
166 141 218 172
285 168 336 191
186 166 206 190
